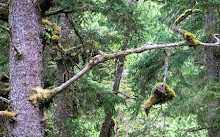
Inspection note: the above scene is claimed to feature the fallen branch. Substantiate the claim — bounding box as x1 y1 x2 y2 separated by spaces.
0 24 9 32
0 96 10 103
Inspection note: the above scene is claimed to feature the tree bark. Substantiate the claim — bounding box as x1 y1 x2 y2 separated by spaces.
53 13 75 136
99 32 129 137
8 0 44 136
205 10 220 137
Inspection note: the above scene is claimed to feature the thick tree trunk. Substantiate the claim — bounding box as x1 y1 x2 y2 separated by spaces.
205 10 220 137
99 33 129 137
53 13 75 136
8 0 44 136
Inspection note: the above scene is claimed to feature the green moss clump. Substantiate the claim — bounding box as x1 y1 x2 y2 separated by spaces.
182 30 201 45
144 82 176 116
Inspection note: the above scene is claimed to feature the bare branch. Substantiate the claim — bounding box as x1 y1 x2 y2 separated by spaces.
0 96 9 103
43 9 72 17
0 3 8 8
0 24 9 32
163 49 168 92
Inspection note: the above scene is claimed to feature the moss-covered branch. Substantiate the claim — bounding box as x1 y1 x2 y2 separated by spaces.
0 111 17 121
28 8 220 106
173 9 201 45
29 39 220 106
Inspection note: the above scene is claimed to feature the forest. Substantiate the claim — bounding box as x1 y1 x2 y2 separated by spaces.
0 0 220 137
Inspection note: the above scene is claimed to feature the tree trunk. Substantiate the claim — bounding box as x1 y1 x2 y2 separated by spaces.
205 10 220 137
99 32 129 137
53 13 75 136
8 0 44 136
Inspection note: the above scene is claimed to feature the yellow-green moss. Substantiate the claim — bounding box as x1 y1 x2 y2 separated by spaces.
182 30 201 45
144 82 176 116
155 82 176 97
51 35 60 41
42 19 52 26
144 95 158 116
52 23 61 35
0 111 17 121
0 7 8 15
174 9 201 26
29 87 52 106
43 112 48 128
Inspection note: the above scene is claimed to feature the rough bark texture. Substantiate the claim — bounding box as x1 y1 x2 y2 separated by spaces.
53 13 75 136
99 33 129 137
205 10 220 137
8 0 44 136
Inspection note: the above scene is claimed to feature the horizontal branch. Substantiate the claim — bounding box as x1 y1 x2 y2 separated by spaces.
0 96 10 103
43 9 72 17
0 24 9 32
29 39 220 106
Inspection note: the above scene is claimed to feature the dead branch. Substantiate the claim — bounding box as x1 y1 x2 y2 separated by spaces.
0 96 9 103
0 24 9 32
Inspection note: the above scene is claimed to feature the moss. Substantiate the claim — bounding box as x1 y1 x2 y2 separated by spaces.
3 87 10 92
144 82 176 116
0 7 8 15
43 112 48 129
182 30 201 45
42 19 52 26
52 23 61 35
0 111 17 121
155 82 176 97
174 9 201 26
144 95 158 116
103 54 110 58
29 87 52 106
51 35 60 41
